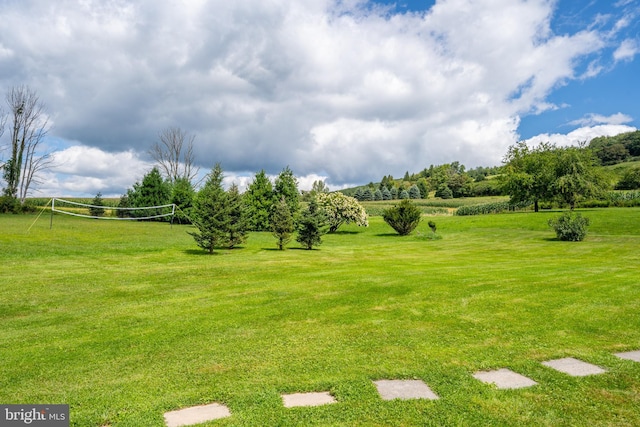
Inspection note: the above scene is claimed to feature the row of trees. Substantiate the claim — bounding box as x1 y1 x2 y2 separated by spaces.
119 160 368 252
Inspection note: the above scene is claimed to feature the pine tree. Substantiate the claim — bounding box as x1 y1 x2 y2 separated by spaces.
296 198 326 250
245 170 275 231
225 183 249 249
89 192 106 217
409 184 421 199
189 164 228 253
374 189 383 200
270 196 295 250
127 167 171 220
274 166 300 219
171 177 195 224
382 187 391 200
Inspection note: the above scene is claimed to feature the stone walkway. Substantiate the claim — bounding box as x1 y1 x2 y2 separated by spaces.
164 349 640 426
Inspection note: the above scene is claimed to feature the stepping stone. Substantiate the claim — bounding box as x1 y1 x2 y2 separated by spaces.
282 392 336 408
473 368 538 389
373 379 439 401
542 357 606 377
164 403 231 427
615 350 640 362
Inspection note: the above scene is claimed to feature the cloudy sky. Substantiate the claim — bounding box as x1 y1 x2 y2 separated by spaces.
0 0 638 197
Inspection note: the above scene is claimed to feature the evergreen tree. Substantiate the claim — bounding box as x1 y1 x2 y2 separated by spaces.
382 199 422 236
362 188 373 201
89 192 106 217
382 187 392 200
374 189 383 200
225 183 249 248
189 164 228 253
399 189 409 199
354 188 364 200
435 184 453 199
274 166 300 218
296 198 326 250
127 167 171 220
390 187 398 199
409 185 421 199
244 170 275 231
270 196 295 250
170 177 195 224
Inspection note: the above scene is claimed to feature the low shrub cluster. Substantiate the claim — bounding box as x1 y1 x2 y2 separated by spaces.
548 211 590 241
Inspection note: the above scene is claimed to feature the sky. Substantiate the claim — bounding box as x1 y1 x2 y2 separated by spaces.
0 0 638 197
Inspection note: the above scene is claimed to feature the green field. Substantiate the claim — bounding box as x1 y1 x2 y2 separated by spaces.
1 209 640 426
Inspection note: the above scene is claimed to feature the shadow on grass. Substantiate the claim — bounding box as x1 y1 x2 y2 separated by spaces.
183 246 247 255
261 246 321 251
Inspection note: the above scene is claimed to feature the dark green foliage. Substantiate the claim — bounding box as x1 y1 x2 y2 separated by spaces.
89 192 105 217
428 220 436 232
435 184 453 199
374 189 383 200
188 164 228 253
270 196 295 250
244 170 275 231
273 166 300 219
382 199 422 236
116 193 130 218
399 189 409 199
296 198 327 250
390 187 398 199
0 195 19 213
361 188 373 201
170 177 195 224
615 166 640 190
126 167 171 220
225 183 249 249
590 130 640 163
548 211 590 241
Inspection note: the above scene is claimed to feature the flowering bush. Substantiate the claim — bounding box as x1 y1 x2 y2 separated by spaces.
315 192 368 233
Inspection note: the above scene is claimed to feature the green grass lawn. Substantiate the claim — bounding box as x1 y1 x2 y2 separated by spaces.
1 209 640 426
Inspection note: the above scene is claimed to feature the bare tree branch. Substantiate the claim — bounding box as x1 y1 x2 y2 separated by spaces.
149 126 200 184
3 85 53 203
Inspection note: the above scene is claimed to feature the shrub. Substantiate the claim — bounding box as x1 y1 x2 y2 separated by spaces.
382 199 421 236
548 212 590 241
89 192 106 217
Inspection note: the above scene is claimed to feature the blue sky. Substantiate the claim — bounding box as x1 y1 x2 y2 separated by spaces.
0 0 638 197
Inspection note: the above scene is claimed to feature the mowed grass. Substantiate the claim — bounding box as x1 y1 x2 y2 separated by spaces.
1 209 640 426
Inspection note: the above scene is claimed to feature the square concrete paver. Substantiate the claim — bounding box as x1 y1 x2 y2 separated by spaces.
473 368 538 389
615 350 640 362
373 379 439 401
542 357 606 376
282 392 336 408
164 403 231 427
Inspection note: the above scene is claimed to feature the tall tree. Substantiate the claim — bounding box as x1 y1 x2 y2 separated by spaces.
2 85 52 204
189 164 228 253
225 183 249 249
273 166 300 219
244 170 275 231
553 145 609 209
501 142 556 212
149 126 199 184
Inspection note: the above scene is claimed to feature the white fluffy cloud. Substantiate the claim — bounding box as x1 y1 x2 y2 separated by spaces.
0 0 636 196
